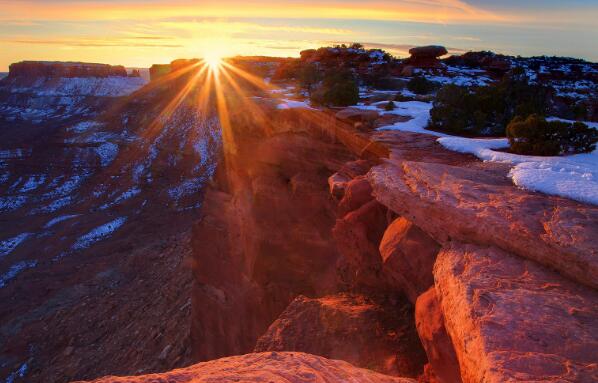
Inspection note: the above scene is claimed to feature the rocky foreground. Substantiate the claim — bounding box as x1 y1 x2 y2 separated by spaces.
70 93 598 383
2 55 597 382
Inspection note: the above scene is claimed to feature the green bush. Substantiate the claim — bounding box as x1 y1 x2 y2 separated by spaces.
506 114 598 155
310 69 359 107
429 71 552 136
407 76 439 95
384 101 395 111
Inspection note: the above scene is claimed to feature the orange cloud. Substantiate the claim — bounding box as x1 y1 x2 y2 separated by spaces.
0 0 508 24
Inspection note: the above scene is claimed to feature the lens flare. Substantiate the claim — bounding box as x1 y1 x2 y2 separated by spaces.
204 53 223 72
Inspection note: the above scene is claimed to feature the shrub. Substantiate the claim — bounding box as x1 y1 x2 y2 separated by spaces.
407 76 439 95
429 71 553 136
506 114 598 155
384 101 395 111
298 63 322 96
310 69 359 107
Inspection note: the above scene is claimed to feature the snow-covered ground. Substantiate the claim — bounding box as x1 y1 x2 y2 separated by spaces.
10 76 147 97
438 135 598 205
352 94 598 205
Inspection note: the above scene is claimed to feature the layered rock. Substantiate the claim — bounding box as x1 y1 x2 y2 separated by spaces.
369 160 598 289
379 217 439 303
254 294 427 377
434 242 598 383
7 61 127 78
415 288 462 383
74 352 417 383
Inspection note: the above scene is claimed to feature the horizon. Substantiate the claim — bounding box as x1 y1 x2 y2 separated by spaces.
1 0 598 71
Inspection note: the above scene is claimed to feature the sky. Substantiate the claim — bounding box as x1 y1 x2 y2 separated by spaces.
1 0 597 70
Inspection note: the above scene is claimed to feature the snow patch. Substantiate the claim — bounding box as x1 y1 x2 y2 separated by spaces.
44 214 80 229
95 142 119 167
0 233 31 258
276 99 314 110
0 260 38 288
72 217 127 250
438 136 598 205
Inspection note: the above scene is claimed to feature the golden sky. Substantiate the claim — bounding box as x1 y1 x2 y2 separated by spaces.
1 0 596 70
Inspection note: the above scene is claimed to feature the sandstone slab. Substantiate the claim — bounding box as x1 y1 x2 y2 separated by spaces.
434 242 598 383
254 294 426 377
415 288 462 383
379 217 440 303
75 352 417 383
369 160 598 288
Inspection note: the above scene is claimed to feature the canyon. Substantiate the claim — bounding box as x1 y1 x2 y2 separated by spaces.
1 51 597 383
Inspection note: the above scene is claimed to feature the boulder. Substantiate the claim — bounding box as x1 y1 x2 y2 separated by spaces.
254 294 427 377
379 217 440 303
369 160 598 289
337 176 374 216
405 46 447 69
434 242 598 383
74 352 417 383
408 46 448 58
415 288 462 383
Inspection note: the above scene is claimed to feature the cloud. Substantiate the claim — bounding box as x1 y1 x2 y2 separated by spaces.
3 38 183 48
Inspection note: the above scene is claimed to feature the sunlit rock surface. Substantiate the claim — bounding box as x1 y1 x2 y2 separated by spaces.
254 294 426 377
434 242 598 383
369 159 598 289
74 352 417 383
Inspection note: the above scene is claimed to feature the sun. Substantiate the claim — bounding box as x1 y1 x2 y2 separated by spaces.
204 53 223 72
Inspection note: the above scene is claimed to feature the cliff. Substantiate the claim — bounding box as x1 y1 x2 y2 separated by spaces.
8 61 128 79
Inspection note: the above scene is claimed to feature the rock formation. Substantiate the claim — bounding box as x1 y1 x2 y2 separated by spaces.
415 288 462 383
74 352 417 383
7 61 127 78
369 160 598 289
379 218 439 304
254 294 426 377
404 46 447 68
434 242 598 382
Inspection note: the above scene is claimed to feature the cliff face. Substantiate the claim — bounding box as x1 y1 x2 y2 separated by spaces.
8 61 128 79
190 106 356 360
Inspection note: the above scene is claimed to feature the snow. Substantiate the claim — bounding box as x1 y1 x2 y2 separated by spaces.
72 216 127 250
13 76 146 97
438 135 598 205
44 214 80 229
95 142 119 167
19 175 46 192
0 233 31 258
374 101 449 136
68 120 102 133
0 196 28 212
0 260 38 288
100 187 141 209
4 362 29 383
276 99 314 110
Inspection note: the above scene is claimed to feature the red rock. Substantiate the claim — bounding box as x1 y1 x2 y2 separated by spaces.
408 46 448 58
336 108 380 123
74 352 417 383
379 217 439 303
415 288 462 383
337 176 373 216
405 46 447 69
333 200 390 291
254 294 427 377
8 61 127 78
369 160 598 289
328 159 372 200
434 242 598 383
